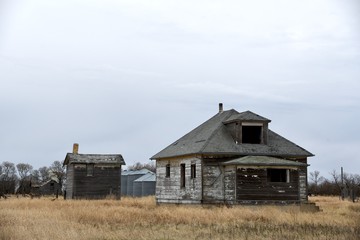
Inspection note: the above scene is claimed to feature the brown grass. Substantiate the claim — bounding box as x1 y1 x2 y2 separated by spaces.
0 196 359 240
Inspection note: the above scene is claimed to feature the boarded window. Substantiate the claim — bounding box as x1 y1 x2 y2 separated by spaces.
87 164 94 176
267 169 289 183
242 126 262 144
180 164 185 188
191 164 196 179
165 164 170 178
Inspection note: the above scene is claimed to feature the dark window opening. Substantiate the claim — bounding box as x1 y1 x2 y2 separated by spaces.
267 169 289 182
191 164 196 179
242 126 262 144
165 164 170 178
180 164 185 188
86 164 94 176
50 182 54 190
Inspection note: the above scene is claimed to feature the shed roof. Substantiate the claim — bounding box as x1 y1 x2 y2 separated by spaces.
221 156 308 167
151 109 313 159
122 169 154 176
134 172 156 182
64 153 125 166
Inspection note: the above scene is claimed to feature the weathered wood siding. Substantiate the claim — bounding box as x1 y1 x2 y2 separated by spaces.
39 181 62 196
68 164 121 199
156 157 202 204
202 164 236 204
236 167 299 202
65 164 74 199
299 166 308 202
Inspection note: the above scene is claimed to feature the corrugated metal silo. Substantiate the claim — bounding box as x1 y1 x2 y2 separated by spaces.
133 172 156 196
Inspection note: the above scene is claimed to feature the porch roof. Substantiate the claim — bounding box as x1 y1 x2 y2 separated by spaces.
221 156 308 167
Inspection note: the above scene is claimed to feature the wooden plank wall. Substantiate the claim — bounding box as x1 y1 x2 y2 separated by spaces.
71 164 121 199
236 168 299 201
156 157 202 204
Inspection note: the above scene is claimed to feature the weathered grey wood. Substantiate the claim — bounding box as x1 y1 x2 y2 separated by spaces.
156 157 202 204
236 168 299 201
71 164 121 199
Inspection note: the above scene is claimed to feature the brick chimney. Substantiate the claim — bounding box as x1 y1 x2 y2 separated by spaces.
73 143 79 154
219 103 223 113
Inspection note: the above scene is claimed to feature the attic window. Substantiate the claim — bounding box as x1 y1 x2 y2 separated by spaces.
267 169 290 183
87 164 94 176
242 126 262 144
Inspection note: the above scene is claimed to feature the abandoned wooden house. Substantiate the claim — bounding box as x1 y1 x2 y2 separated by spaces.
31 177 62 196
151 104 314 205
63 143 125 199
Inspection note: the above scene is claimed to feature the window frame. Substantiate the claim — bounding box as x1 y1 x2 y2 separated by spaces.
180 164 186 188
165 164 170 178
191 164 196 179
267 168 290 183
86 164 94 177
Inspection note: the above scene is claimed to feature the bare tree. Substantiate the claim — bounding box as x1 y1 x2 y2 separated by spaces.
127 161 156 173
38 166 50 183
1 161 17 181
16 163 33 180
0 162 17 195
16 163 33 195
309 171 324 186
309 170 325 195
49 161 65 188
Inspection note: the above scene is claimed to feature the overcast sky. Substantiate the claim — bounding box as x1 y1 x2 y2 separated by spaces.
0 0 359 178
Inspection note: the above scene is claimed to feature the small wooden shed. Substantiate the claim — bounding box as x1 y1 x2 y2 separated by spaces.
63 144 125 200
31 177 62 196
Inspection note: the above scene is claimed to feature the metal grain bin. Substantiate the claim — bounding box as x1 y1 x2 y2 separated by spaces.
122 169 153 196
133 172 156 196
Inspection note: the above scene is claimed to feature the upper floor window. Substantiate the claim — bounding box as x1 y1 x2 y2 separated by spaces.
86 164 94 176
242 125 262 144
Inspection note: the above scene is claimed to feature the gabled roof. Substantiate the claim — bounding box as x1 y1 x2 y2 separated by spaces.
64 153 125 166
134 172 156 182
122 168 154 176
224 110 271 123
151 109 313 159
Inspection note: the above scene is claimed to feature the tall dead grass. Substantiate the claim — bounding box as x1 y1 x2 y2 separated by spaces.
0 196 359 240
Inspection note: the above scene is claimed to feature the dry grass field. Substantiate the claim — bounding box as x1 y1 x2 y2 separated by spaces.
0 196 359 240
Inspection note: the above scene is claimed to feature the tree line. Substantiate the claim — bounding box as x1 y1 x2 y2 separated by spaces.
308 169 360 201
0 161 65 195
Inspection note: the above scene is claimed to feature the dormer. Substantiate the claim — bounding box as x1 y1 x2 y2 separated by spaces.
223 111 271 145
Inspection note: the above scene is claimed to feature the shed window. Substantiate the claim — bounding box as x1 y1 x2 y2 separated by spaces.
165 164 170 178
242 126 262 144
87 164 94 176
180 164 185 188
267 169 289 183
191 164 196 179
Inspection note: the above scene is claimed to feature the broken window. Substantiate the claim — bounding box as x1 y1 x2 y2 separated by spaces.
242 126 262 144
180 164 185 188
191 164 196 179
165 164 170 178
267 169 290 183
86 164 94 176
